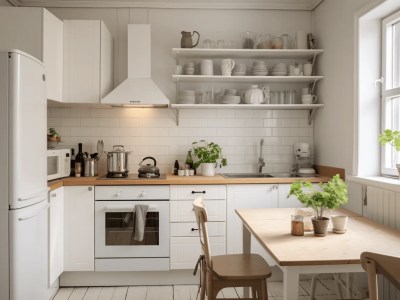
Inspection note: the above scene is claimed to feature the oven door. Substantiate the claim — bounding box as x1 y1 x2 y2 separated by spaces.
95 200 169 258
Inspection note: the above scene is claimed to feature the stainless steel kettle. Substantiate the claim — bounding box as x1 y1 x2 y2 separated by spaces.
138 157 160 178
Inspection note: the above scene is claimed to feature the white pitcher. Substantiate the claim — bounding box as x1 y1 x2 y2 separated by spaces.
241 85 267 104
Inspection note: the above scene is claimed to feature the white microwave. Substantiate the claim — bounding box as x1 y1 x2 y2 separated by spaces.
47 149 71 181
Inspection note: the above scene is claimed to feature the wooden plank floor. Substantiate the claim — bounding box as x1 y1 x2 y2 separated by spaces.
53 279 338 300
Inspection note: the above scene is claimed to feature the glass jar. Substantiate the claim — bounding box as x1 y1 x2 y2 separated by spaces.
295 208 314 231
291 214 304 236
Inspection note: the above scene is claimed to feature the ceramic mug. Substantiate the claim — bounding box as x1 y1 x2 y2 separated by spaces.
301 94 317 104
201 59 213 75
221 59 235 76
303 62 313 76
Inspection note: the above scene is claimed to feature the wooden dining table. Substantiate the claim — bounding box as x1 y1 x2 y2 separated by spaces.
235 207 400 300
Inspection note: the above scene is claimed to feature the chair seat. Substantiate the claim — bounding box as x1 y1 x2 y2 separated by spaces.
211 253 272 280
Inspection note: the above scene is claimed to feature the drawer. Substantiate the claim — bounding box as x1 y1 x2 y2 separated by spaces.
95 186 169 200
170 199 226 222
170 185 226 200
170 222 225 237
170 236 226 270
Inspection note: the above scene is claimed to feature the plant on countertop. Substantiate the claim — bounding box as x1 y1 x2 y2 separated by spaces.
192 140 227 169
287 174 348 220
47 127 61 141
379 129 400 151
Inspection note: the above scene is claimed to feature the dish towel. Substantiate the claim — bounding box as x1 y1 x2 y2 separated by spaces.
134 204 149 242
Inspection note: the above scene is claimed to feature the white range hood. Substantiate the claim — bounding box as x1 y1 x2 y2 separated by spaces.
101 24 169 107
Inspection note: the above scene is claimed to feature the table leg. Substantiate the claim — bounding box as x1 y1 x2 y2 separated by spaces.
242 224 251 297
282 266 300 300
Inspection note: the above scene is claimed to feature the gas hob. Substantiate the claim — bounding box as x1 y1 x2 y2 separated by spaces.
97 174 166 180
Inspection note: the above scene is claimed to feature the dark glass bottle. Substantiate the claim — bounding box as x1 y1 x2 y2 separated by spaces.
173 160 179 175
185 150 194 169
70 148 75 176
75 143 85 177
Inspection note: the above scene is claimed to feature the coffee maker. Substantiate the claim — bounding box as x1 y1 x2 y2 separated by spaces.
293 142 315 175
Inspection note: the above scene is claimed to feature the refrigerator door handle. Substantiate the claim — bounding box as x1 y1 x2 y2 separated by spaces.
17 203 49 221
17 189 48 202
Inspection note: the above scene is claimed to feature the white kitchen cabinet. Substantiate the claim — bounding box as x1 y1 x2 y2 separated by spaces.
170 185 226 269
64 186 94 271
226 184 278 265
63 20 113 103
0 7 63 101
49 187 64 286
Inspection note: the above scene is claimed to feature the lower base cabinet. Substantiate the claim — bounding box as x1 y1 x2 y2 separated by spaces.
49 187 64 285
64 186 95 271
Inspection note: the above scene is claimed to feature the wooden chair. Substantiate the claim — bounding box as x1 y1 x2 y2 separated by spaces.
192 197 272 300
361 251 400 300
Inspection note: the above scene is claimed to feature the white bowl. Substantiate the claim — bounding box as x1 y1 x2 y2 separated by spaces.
221 95 241 104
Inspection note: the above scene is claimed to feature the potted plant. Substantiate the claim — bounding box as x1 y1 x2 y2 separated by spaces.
287 174 348 236
379 129 400 177
192 140 227 176
47 127 61 148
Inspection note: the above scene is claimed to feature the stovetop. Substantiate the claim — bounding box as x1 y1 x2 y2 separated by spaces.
97 174 166 180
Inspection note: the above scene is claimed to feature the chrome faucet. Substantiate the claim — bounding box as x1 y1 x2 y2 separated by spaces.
258 139 265 173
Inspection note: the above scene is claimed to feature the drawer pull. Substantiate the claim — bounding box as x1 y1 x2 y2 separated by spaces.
191 228 199 231
192 191 206 194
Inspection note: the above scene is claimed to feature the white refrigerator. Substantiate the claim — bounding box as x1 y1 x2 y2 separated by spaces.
0 50 48 300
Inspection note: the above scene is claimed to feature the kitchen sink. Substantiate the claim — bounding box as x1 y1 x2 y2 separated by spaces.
221 173 318 178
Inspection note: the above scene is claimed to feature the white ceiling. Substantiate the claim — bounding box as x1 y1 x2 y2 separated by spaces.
8 0 323 10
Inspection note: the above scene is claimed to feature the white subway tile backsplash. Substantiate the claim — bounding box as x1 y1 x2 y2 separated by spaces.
49 107 313 174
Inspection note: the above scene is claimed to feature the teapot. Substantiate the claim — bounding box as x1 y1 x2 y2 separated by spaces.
241 85 267 104
181 31 200 48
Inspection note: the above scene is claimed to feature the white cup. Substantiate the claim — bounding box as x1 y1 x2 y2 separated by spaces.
174 65 183 75
201 59 213 75
177 169 185 176
184 169 190 176
331 215 348 232
295 30 308 49
221 59 235 76
303 62 313 76
301 94 317 104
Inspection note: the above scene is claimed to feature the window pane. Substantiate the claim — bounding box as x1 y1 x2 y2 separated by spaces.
384 96 400 169
393 21 400 89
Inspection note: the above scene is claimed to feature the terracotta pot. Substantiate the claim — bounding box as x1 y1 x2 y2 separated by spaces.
311 217 330 237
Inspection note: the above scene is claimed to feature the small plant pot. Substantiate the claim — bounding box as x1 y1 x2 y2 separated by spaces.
331 215 348 233
311 217 330 237
201 163 216 176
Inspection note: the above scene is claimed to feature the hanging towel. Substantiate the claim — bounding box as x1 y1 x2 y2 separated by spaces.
134 204 149 241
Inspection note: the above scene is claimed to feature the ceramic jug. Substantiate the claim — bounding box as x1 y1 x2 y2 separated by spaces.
181 31 200 48
241 85 267 104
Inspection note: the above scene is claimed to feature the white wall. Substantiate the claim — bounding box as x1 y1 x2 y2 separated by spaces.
0 0 11 6
312 0 371 176
46 7 315 175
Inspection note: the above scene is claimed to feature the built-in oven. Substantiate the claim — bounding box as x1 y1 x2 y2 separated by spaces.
94 185 170 271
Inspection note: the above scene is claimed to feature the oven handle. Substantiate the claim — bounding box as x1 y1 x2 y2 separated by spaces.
105 205 158 212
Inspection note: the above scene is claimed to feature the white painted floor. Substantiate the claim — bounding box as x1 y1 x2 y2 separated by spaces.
53 279 338 300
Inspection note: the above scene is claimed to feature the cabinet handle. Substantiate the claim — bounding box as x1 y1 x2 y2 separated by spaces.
88 187 93 191
191 228 199 231
192 191 206 194
272 185 278 190
51 193 56 198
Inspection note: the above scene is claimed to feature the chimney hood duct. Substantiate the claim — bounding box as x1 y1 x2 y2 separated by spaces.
101 24 170 107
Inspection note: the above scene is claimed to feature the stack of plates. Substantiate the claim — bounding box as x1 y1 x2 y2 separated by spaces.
220 95 241 104
232 63 246 76
271 63 287 76
251 61 268 76
178 90 196 104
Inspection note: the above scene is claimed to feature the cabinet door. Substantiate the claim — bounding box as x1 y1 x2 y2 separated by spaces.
64 186 94 271
43 10 63 102
100 21 113 99
49 187 63 285
63 20 100 103
226 184 278 265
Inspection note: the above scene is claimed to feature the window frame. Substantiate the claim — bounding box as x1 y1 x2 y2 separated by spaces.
381 10 400 176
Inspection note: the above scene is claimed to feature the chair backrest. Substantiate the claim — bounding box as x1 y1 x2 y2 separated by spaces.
193 197 212 269
361 251 400 299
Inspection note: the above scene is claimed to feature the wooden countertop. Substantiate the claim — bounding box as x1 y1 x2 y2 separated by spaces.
48 173 330 190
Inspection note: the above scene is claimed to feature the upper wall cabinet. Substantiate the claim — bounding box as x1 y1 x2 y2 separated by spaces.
0 8 63 102
63 20 113 104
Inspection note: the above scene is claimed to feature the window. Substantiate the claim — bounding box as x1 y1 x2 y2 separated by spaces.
381 11 400 176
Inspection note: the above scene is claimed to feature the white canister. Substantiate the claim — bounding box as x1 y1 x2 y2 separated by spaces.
201 59 213 76
295 31 308 49
221 59 235 76
201 163 216 176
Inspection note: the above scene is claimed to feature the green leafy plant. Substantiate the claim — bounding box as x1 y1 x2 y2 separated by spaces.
47 128 61 141
192 140 227 169
379 129 400 152
287 174 348 220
